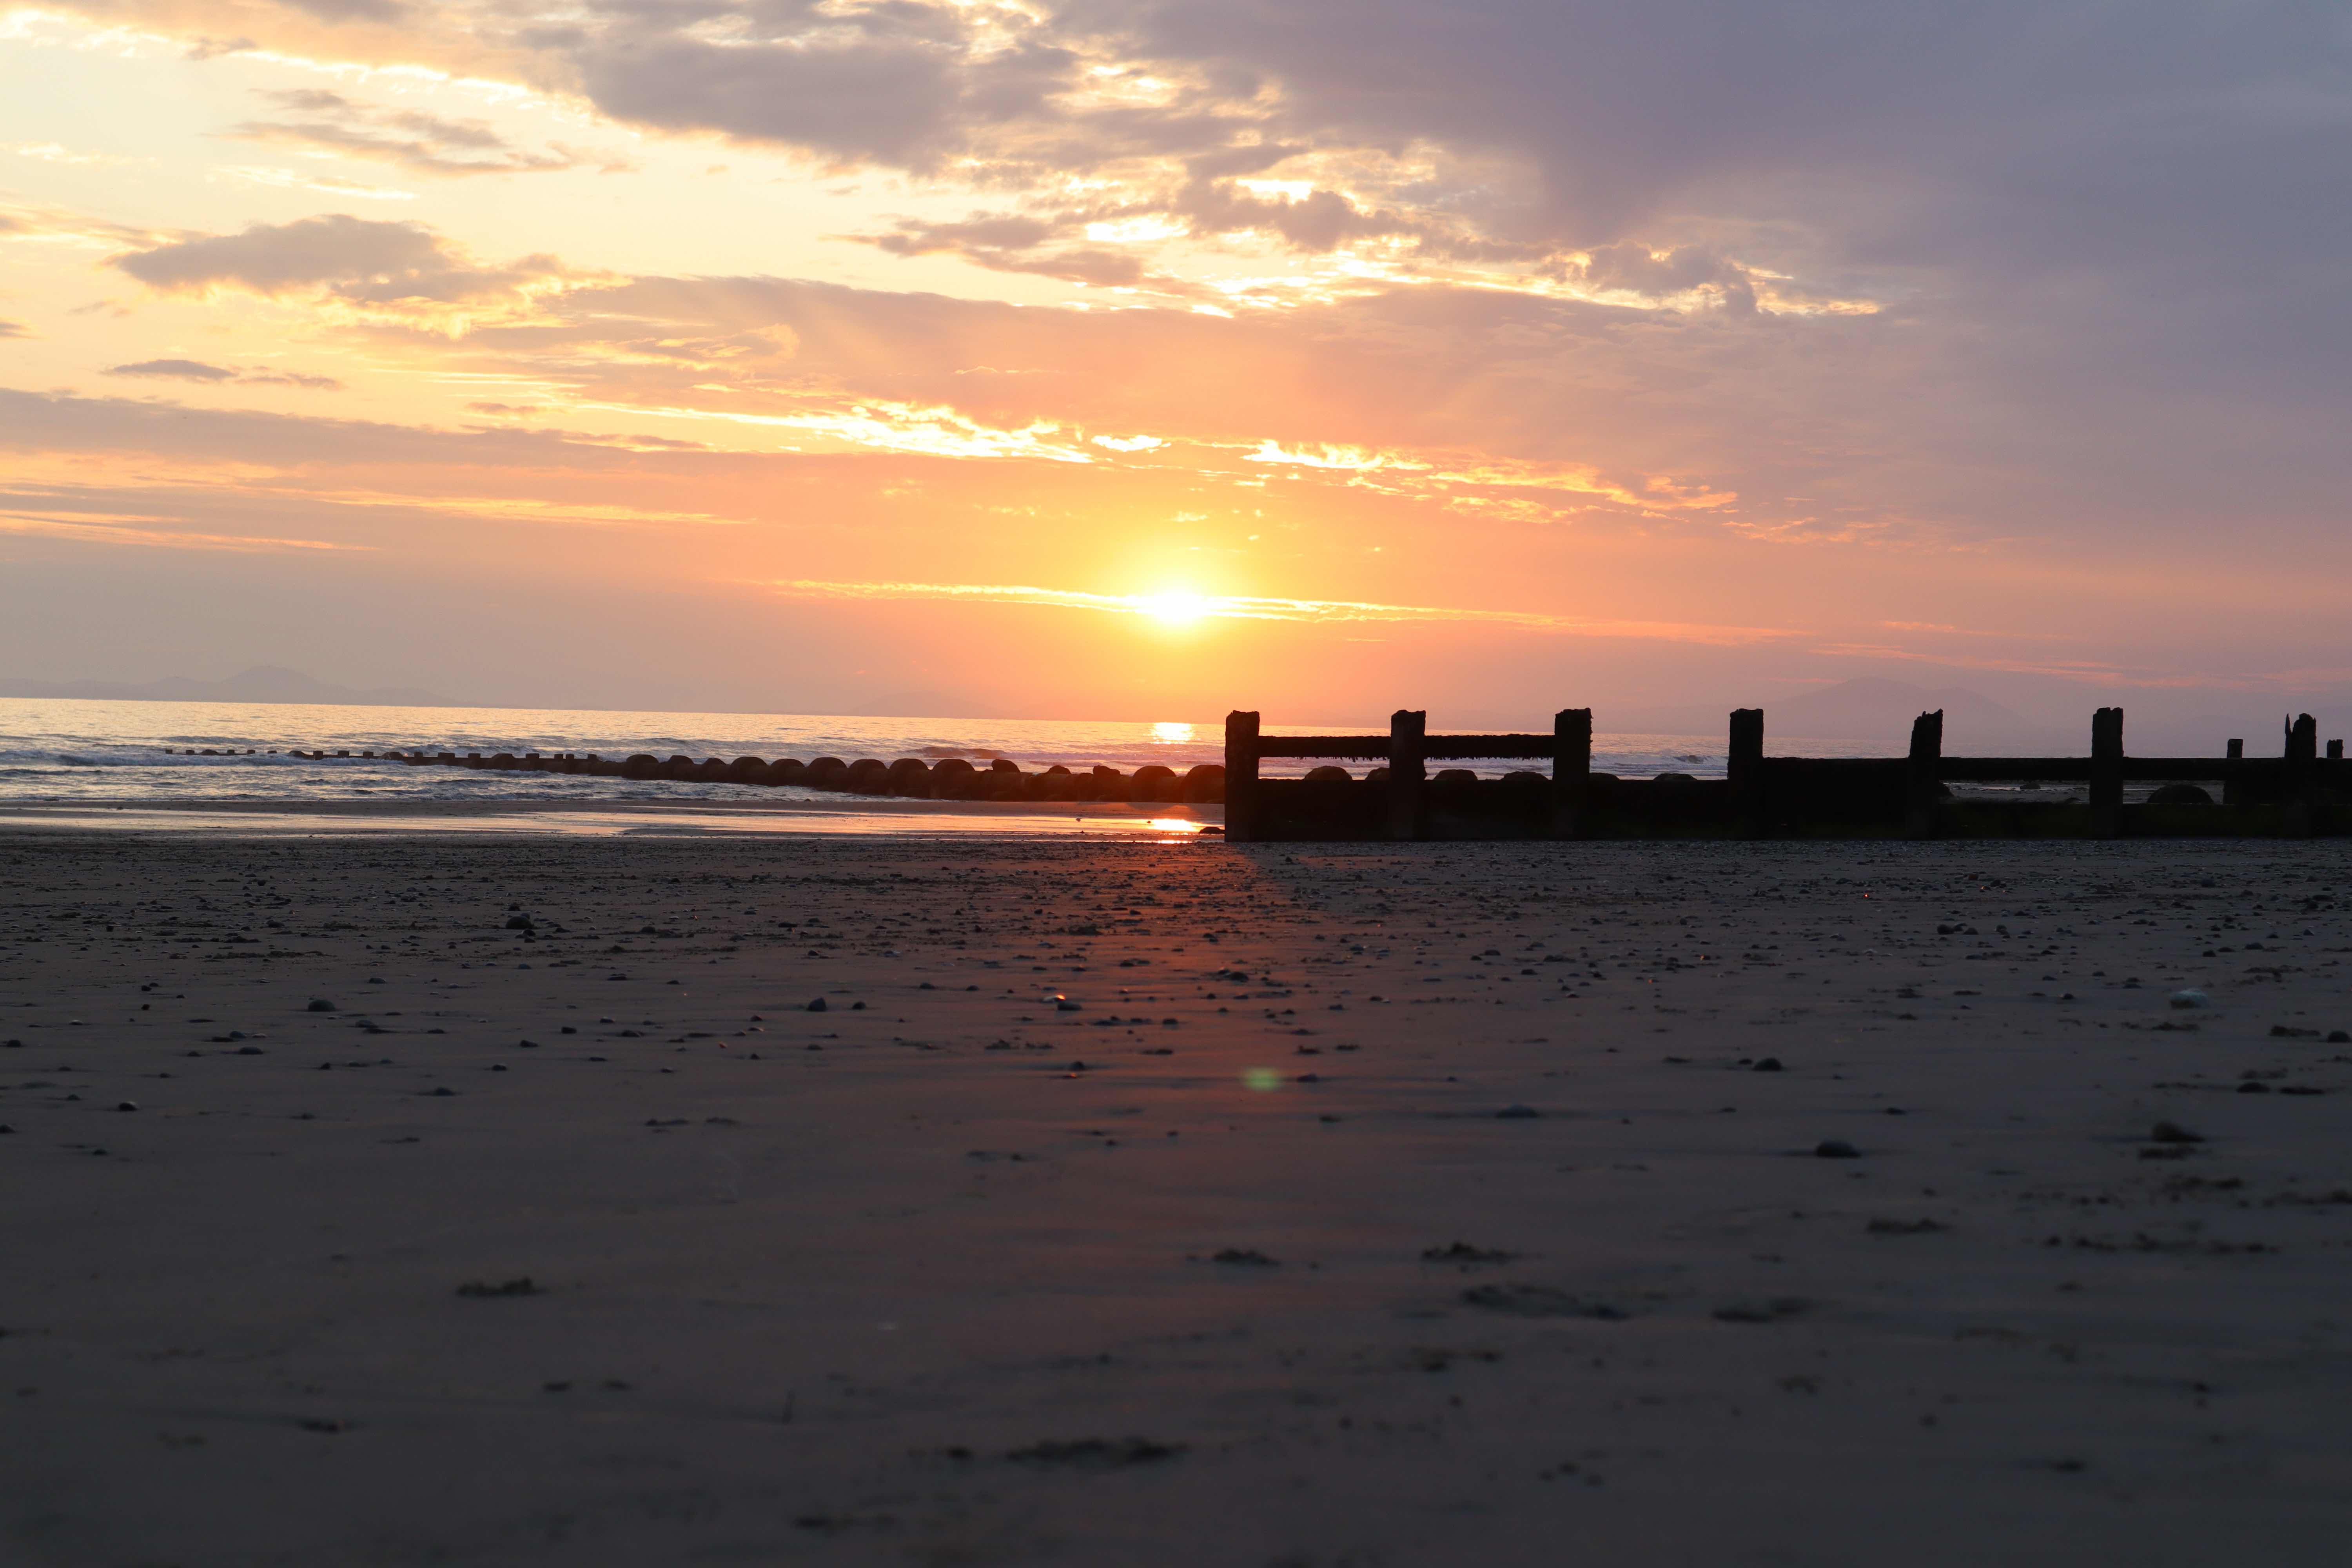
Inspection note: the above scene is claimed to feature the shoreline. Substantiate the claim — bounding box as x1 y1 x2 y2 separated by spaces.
0 796 1223 837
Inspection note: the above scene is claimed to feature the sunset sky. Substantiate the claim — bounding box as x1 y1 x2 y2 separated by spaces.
2 1 2346 729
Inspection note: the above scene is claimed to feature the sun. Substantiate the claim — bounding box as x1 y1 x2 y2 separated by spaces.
1136 588 1212 626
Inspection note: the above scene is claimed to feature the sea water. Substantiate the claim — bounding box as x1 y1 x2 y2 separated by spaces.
0 696 1890 831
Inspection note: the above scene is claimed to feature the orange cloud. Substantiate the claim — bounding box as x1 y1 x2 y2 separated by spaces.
770 578 1795 645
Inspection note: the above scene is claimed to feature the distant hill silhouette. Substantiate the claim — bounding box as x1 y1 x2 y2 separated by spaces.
1620 677 2062 750
0 665 454 708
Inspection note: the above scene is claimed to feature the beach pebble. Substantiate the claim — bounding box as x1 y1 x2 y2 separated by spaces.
806 998 827 1013
1814 1139 1860 1158
1752 1057 1784 1072
1495 1104 1541 1119
2169 989 2209 1009
307 999 338 1012
114 1101 138 1112
1461 1283 1626 1319
1713 1297 1813 1324
2148 1120 2203 1144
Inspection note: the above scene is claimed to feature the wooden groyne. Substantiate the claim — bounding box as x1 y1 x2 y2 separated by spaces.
288 748 1227 805
1224 708 2351 841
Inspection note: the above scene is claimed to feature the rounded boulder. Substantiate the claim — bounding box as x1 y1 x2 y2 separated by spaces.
1131 764 1179 802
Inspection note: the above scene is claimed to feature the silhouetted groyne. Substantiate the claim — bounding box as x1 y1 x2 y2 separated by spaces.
260 705 2351 840
287 748 1227 805
1224 707 2351 841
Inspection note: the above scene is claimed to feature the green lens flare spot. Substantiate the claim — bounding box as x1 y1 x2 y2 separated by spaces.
1242 1067 1282 1092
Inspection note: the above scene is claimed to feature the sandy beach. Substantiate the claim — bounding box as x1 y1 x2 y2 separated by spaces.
5 828 2352 1565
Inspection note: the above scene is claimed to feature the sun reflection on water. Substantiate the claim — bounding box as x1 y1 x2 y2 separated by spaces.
1152 721 1194 744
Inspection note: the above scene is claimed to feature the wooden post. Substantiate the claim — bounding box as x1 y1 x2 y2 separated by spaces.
2089 707 2124 838
1550 708 1592 840
2285 712 2319 838
1727 708 1764 837
1906 710 1944 838
1223 711 1261 842
1387 709 1427 841
2224 738 2243 807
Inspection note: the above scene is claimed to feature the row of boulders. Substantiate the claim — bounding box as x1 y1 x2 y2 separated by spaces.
361 749 1228 804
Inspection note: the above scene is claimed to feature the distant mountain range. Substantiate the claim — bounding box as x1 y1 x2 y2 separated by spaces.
0 665 454 708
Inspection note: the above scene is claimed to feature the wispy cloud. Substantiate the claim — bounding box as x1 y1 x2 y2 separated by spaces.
108 214 577 329
105 358 237 382
4 141 138 167
583 400 1098 464
227 89 603 178
0 511 371 553
770 579 1791 644
211 164 418 201
104 358 344 390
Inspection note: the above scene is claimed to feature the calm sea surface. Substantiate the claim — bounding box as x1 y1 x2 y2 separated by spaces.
0 697 1891 830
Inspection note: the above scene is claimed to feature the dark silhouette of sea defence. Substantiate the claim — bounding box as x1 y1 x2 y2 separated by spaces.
1219 707 2350 841
277 704 2347 839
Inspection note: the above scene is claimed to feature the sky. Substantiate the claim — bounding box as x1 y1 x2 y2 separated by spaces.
1 0 2348 732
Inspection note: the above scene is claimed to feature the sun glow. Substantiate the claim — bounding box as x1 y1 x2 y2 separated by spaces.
1138 588 1212 626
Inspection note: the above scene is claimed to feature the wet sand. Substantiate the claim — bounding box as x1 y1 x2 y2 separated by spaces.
4 830 2350 1565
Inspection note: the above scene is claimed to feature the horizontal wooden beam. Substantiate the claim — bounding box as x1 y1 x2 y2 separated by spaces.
1254 735 1390 760
1254 732 2332 781
1256 733 1558 761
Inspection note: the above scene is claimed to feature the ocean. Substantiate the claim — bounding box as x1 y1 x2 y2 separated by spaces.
0 696 1891 835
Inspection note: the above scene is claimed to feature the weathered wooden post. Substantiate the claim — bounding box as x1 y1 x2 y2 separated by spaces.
1223 711 1261 842
1906 710 1944 838
1727 708 1764 837
2285 712 2319 838
2089 707 2124 838
1387 710 1427 841
1550 708 1592 840
2329 739 2346 831
2223 738 2244 807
